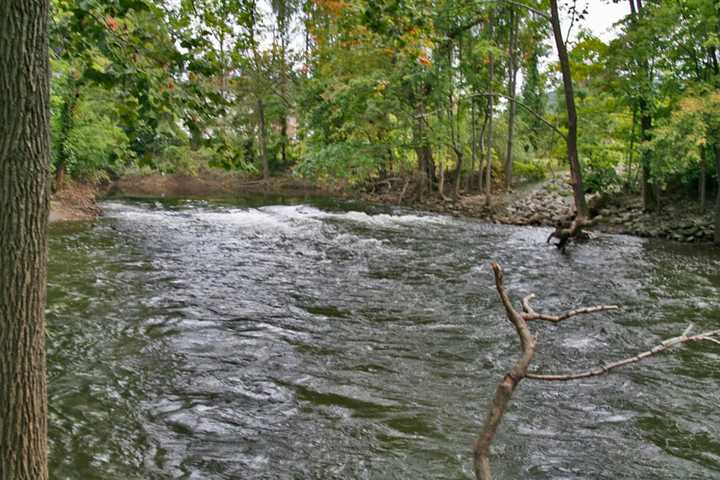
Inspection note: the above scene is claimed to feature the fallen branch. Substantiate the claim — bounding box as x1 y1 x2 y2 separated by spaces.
473 262 719 480
473 262 536 480
523 296 619 323
527 327 720 381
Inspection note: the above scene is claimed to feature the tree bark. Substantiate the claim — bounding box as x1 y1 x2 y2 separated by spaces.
504 7 519 191
257 98 269 180
549 0 588 219
0 1 51 479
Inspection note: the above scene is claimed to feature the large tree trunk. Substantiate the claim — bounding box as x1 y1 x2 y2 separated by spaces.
504 7 519 191
0 1 51 479
550 0 588 219
257 98 269 180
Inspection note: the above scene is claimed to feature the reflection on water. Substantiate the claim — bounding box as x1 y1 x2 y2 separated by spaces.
47 198 720 479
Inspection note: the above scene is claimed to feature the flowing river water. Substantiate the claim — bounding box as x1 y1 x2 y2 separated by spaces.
47 198 720 479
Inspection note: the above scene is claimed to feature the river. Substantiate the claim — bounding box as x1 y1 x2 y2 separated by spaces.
47 198 720 479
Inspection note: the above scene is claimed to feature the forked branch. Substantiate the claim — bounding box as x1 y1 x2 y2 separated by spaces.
473 263 719 480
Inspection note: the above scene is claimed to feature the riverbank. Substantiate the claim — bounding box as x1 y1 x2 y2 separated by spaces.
107 171 340 198
52 171 718 244
359 173 718 244
49 183 102 223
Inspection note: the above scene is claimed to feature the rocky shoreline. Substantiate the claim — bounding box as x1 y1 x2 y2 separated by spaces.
405 175 717 244
498 176 716 243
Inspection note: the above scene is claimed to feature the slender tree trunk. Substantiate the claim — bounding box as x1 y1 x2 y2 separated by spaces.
0 1 51 479
439 157 446 199
504 7 519 191
280 116 288 165
478 105 490 192
485 11 495 206
279 33 290 167
469 101 477 191
257 98 269 180
550 0 588 219
625 106 637 191
629 1 655 211
700 146 707 213
714 142 720 244
414 88 436 192
639 99 655 211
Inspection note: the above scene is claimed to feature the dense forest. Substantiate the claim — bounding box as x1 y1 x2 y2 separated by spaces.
51 0 720 218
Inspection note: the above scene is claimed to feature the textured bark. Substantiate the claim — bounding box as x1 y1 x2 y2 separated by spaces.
549 0 588 219
0 1 51 479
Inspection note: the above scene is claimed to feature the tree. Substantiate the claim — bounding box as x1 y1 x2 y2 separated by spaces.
503 6 519 191
0 1 51 478
549 0 588 219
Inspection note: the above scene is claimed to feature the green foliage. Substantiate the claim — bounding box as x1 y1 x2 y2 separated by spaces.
296 143 381 183
514 159 547 182
583 151 621 193
647 89 720 185
45 0 720 206
50 82 132 182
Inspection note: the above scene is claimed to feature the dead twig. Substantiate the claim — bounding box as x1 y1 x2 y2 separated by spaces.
527 327 720 381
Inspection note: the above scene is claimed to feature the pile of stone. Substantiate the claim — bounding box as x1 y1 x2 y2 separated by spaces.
496 176 574 226
593 205 716 243
493 174 717 244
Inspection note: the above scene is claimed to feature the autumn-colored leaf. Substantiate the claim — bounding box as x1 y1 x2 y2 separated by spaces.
105 16 119 31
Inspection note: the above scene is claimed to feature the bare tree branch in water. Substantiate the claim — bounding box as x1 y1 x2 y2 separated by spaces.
474 262 720 480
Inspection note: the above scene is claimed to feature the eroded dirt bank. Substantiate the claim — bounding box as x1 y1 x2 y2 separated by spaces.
50 183 101 223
